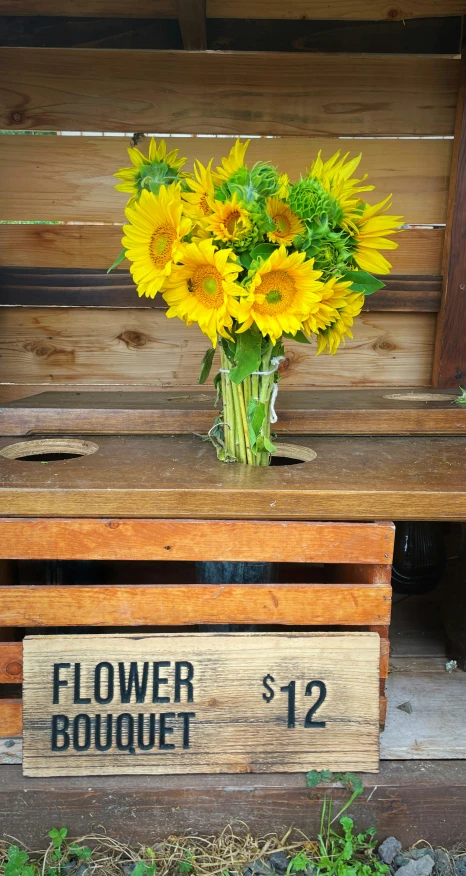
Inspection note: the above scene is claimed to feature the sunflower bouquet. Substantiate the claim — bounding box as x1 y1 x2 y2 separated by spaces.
112 138 402 466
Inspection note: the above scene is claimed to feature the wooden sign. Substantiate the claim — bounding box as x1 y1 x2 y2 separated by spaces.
22 633 380 777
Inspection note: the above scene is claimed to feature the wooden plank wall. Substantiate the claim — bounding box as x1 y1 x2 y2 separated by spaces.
0 45 460 398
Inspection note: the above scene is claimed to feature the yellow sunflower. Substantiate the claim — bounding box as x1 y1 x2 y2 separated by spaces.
310 150 375 233
205 191 252 244
302 277 354 336
213 139 250 185
114 137 189 205
182 158 215 222
354 195 402 274
122 186 191 299
266 196 304 246
315 290 365 355
277 173 290 200
236 246 323 345
162 239 243 346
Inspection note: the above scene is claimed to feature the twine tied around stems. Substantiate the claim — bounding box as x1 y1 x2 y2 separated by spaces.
219 356 285 424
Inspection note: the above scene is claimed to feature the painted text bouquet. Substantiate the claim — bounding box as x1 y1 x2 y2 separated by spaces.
113 138 402 465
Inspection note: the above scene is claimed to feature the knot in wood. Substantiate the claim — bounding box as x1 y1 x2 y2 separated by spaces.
5 661 22 678
373 339 396 354
118 330 148 349
386 7 403 20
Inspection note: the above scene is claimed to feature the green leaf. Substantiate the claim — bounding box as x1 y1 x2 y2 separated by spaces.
263 435 277 453
107 248 127 274
283 330 310 344
247 399 266 450
198 346 216 384
341 270 385 296
229 328 262 383
249 242 277 263
455 386 466 406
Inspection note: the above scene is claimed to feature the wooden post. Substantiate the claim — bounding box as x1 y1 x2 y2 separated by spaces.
433 59 466 387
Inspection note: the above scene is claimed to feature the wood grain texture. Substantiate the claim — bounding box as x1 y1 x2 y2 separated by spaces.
0 519 395 563
22 632 380 775
0 0 463 18
380 655 466 759
207 1 466 18
0 762 465 848
0 50 459 135
177 0 206 49
0 643 22 683
0 308 437 388
0 135 452 223
2 389 463 437
0 268 442 312
0 434 465 520
0 634 391 691
433 60 466 388
0 583 391 627
0 700 22 738
0 0 177 15
0 225 444 275
1 16 461 55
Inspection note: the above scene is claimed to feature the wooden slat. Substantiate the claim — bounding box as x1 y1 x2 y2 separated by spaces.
0 519 394 563
0 433 465 520
0 135 452 223
2 388 464 437
208 17 462 55
1 16 461 54
0 267 442 311
0 50 459 135
0 643 22 683
0 583 392 626
0 225 444 275
0 763 465 849
177 0 206 49
0 701 22 738
208 1 466 18
0 308 437 388
434 59 466 387
0 0 464 19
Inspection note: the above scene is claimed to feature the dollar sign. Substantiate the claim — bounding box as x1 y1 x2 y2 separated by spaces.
262 674 275 703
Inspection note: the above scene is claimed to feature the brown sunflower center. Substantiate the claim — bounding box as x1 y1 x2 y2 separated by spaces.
256 271 297 314
149 224 176 267
199 194 210 215
189 265 224 308
225 210 241 236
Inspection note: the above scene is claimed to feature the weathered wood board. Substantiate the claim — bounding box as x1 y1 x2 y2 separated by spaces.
22 633 380 776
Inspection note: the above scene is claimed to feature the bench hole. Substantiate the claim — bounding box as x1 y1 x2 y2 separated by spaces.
0 439 99 462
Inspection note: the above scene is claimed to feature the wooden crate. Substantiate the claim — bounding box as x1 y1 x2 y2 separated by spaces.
0 519 394 743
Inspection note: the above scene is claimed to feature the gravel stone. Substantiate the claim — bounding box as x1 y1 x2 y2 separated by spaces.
454 859 466 876
244 862 273 876
396 857 435 876
379 838 403 865
268 853 290 874
434 851 453 876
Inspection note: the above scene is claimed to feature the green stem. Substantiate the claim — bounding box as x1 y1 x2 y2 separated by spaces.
220 346 235 460
231 381 247 464
237 380 254 466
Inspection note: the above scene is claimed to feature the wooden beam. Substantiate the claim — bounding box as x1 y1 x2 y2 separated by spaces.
433 60 466 387
1 389 464 438
0 643 22 683
0 583 392 627
0 0 464 19
0 226 444 274
0 434 465 520
0 268 442 311
176 0 206 49
0 519 394 563
0 762 466 848
0 49 458 135
0 701 22 738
